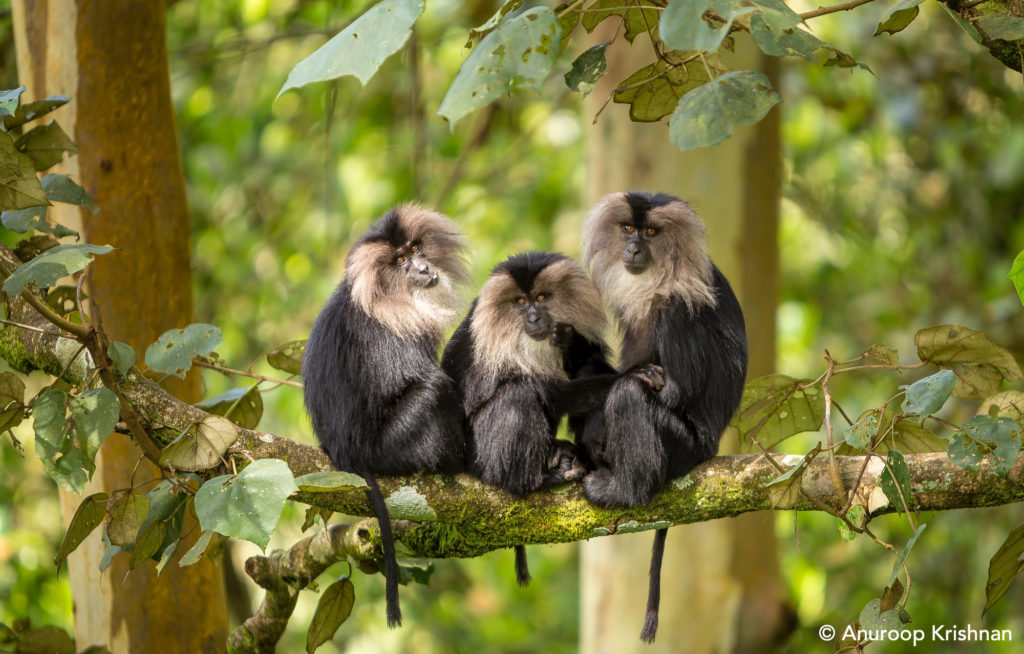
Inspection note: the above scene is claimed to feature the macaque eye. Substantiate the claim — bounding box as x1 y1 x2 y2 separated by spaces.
395 255 407 266
646 227 658 237
622 225 636 234
410 243 420 253
536 294 546 302
516 296 527 306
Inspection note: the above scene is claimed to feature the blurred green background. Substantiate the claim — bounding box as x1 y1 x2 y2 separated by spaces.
1 0 1023 652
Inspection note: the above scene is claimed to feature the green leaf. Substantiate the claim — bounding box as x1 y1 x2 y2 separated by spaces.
839 505 866 541
33 388 89 493
859 598 906 631
294 471 368 492
2 243 113 296
106 492 149 547
130 519 167 570
750 0 802 31
874 0 925 36
764 444 820 508
888 523 926 586
55 492 108 569
1010 251 1024 307
2 94 70 131
844 410 879 450
466 0 524 47
979 390 1024 424
880 450 912 513
669 71 781 151
661 0 756 52
949 415 1021 476
267 339 305 376
0 371 25 433
984 522 1024 614
564 43 608 97
278 0 425 98
880 577 905 612
15 121 77 171
438 7 561 128
159 414 239 472
0 87 24 117
302 505 334 532
306 577 355 654
70 388 119 470
613 55 710 123
196 386 264 430
2 206 79 238
915 325 1023 396
734 373 825 452
40 173 98 211
866 344 900 365
99 531 121 572
750 14 827 61
900 369 957 423
557 10 580 53
135 480 186 571
0 131 49 210
194 458 298 549
179 529 214 567
581 0 662 43
977 13 1024 41
144 323 222 378
107 341 136 375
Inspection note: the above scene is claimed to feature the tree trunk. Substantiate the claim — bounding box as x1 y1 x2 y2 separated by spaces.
11 2 229 652
580 30 792 654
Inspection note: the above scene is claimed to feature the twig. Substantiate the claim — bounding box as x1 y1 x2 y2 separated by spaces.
800 0 879 20
0 318 53 334
191 358 303 388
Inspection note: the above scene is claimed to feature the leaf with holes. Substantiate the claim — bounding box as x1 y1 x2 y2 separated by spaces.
15 121 78 171
613 56 710 122
295 471 368 492
106 492 149 547
2 243 113 296
107 341 136 375
466 0 524 47
0 131 49 210
33 388 90 493
979 390 1024 423
55 493 108 569
581 0 662 43
880 450 912 514
874 0 925 36
268 339 305 375
750 14 827 61
900 369 957 424
950 415 1021 477
194 459 298 549
438 7 561 128
564 43 608 97
2 94 69 130
2 206 78 238
196 386 264 430
159 415 239 472
669 71 781 151
661 0 757 53
40 174 98 211
278 0 425 98
734 374 824 453
888 523 926 586
984 523 1024 614
306 577 356 653
145 323 222 378
844 410 879 450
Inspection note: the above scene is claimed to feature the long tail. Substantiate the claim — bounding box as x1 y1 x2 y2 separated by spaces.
640 528 668 643
364 472 402 628
514 545 532 587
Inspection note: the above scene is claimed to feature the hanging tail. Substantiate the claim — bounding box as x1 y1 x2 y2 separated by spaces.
640 527 668 643
514 545 532 587
364 472 402 628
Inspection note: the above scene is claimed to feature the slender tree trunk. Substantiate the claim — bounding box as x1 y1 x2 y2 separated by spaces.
580 30 793 654
11 2 229 652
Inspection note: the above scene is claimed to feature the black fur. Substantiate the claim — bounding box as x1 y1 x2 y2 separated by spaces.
441 252 616 585
581 191 748 643
303 209 466 628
